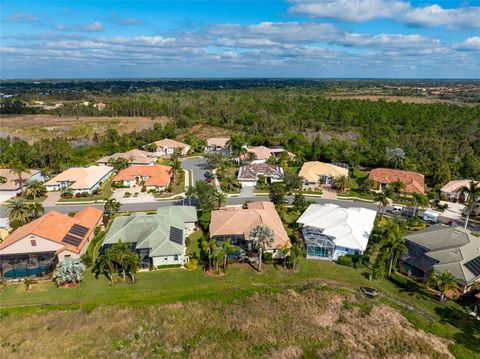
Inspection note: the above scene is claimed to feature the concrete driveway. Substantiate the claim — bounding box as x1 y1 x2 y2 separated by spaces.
181 157 209 186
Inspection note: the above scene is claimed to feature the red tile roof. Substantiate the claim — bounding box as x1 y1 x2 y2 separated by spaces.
368 168 425 194
113 165 172 187
0 207 103 254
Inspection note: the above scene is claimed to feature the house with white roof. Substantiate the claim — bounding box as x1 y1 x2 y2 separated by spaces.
96 149 157 166
440 179 479 202
44 166 113 194
296 204 377 260
0 168 45 203
205 137 231 155
151 139 190 157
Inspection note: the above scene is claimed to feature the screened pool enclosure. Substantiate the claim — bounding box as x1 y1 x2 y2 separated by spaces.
302 226 336 259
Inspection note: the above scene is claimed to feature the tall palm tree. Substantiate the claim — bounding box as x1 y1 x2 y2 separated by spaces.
458 180 480 229
144 142 157 153
10 162 27 194
380 222 407 276
390 180 406 197
92 251 115 282
429 270 458 302
334 175 349 193
104 198 121 217
24 180 46 201
219 239 235 269
411 192 429 217
375 191 389 218
220 176 240 192
6 198 31 224
250 224 274 272
226 135 245 157
29 202 44 219
200 238 217 271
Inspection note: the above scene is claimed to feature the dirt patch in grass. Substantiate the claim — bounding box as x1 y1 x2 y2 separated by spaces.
182 124 242 140
1 115 170 143
0 288 453 359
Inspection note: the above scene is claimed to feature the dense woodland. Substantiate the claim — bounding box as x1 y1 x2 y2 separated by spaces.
1 85 479 187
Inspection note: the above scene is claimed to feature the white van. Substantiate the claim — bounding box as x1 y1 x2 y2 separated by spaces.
392 205 404 214
423 209 440 223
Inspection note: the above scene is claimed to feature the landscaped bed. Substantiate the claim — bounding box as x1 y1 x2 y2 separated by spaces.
58 179 113 202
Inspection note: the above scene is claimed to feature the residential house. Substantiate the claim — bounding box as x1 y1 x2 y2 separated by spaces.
400 225 480 292
205 137 231 155
298 162 349 188
241 146 294 164
113 165 172 191
93 102 106 110
296 204 376 261
102 206 197 268
237 163 284 187
0 168 45 202
44 166 113 194
97 149 157 166
209 201 290 258
368 168 425 194
0 207 103 279
440 179 479 202
152 139 190 157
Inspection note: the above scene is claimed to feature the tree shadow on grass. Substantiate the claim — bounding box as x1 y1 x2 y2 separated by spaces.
435 305 480 354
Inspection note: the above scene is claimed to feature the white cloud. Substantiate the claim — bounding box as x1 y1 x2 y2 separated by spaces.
288 0 480 28
6 12 39 23
76 22 104 32
454 37 480 51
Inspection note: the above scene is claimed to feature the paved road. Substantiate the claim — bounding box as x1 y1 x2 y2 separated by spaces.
181 157 209 186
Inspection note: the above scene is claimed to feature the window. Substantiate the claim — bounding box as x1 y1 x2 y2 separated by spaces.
30 240 37 246
65 255 71 259
164 257 168 261
174 255 179 261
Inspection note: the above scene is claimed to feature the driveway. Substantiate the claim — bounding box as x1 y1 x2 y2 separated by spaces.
181 157 208 186
112 188 157 203
43 192 62 206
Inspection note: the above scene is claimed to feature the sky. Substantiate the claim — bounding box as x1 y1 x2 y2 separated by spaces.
1 0 479 79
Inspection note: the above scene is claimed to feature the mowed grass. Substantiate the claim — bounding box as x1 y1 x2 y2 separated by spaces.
1 260 478 358
0 288 456 359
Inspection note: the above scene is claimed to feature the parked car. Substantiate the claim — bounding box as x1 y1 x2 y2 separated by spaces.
361 286 379 297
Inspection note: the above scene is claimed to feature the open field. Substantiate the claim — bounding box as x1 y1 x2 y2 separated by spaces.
1 260 478 358
0 287 456 359
326 94 471 105
0 115 170 142
182 124 242 140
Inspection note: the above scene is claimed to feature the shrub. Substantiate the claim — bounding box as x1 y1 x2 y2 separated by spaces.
337 255 353 267
185 259 198 270
80 254 93 268
133 192 139 197
262 252 273 264
75 193 81 198
54 258 85 286
157 264 181 269
124 192 132 198
141 186 146 192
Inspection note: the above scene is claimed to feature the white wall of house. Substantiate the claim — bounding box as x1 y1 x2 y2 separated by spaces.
184 222 196 235
0 190 21 203
0 234 63 255
152 254 186 266
333 246 363 260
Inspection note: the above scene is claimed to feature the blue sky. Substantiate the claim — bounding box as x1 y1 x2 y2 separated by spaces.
1 0 479 78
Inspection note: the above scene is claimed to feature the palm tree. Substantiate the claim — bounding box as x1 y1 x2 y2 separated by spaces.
104 198 120 216
6 198 31 224
29 202 44 219
411 192 429 217
219 239 235 269
334 175 349 193
0 176 7 184
144 143 157 153
221 176 240 192
23 276 38 291
200 238 217 271
92 251 115 283
250 224 274 272
375 191 389 218
169 156 182 182
279 240 291 268
24 180 46 200
458 180 480 229
226 135 245 157
361 178 375 192
61 187 74 198
380 222 407 276
390 180 406 197
10 162 27 194
429 270 458 302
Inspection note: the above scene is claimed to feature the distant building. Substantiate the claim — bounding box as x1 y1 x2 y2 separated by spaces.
299 162 349 187
97 149 157 166
440 179 479 202
102 206 197 268
205 137 231 155
400 225 480 292
0 207 103 279
113 165 172 191
93 102 106 110
152 139 190 157
240 146 294 164
44 166 113 194
0 168 45 203
297 204 376 261
209 201 290 258
368 168 425 194
237 163 284 187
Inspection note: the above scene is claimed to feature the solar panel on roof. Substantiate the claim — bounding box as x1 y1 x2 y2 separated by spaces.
62 234 82 246
170 227 183 245
69 224 89 237
465 256 480 276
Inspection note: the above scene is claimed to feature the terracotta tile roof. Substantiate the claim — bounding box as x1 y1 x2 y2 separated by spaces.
299 162 349 183
238 163 284 181
368 168 425 194
153 139 189 149
113 165 172 187
440 180 479 194
44 166 113 190
207 137 229 147
97 149 155 165
0 207 103 254
209 201 290 250
0 169 41 191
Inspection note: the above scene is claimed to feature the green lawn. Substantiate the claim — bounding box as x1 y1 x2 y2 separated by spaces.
58 179 113 202
186 229 202 257
0 259 477 358
154 171 185 198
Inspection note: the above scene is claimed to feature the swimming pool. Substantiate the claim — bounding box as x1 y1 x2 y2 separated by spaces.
3 266 48 278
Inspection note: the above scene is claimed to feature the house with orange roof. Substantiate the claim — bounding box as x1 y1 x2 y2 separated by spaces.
113 165 172 191
44 165 113 194
0 207 103 279
209 201 290 258
368 168 425 194
152 139 190 157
